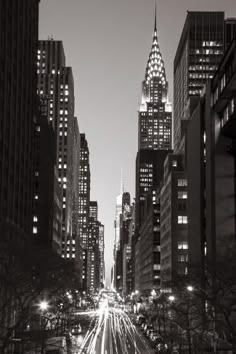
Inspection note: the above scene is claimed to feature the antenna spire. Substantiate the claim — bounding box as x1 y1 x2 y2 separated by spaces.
154 1 157 31
120 168 124 194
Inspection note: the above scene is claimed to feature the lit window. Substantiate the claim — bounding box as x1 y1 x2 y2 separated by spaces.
33 227 37 234
153 264 160 270
178 216 188 224
33 216 38 222
178 254 188 262
178 242 188 250
178 179 187 187
231 98 235 113
172 160 177 167
178 191 187 199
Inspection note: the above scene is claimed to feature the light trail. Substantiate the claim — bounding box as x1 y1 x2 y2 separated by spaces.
74 303 153 354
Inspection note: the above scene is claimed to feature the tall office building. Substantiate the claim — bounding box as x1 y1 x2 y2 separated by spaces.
98 223 105 288
160 154 188 290
87 202 98 293
136 10 172 227
122 203 134 296
173 12 225 152
33 98 62 254
113 176 124 290
186 36 236 281
87 201 103 293
37 40 79 260
134 10 172 293
117 192 131 293
0 0 39 246
171 12 236 289
78 134 91 249
71 118 81 278
78 134 91 289
139 12 172 151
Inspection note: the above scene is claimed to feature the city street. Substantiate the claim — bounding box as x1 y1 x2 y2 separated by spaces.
74 301 153 354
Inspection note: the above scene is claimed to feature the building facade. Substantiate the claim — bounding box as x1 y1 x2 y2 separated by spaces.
37 40 79 261
87 202 99 293
78 134 91 290
78 134 90 249
113 191 131 293
0 0 39 246
98 223 105 288
134 11 172 294
160 154 188 290
173 12 229 153
33 98 62 254
186 35 236 280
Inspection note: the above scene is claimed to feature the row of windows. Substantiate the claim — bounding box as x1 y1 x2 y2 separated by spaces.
220 98 235 128
177 179 187 187
178 254 188 262
178 241 188 250
178 216 188 224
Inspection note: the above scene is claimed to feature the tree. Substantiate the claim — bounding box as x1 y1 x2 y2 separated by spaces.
0 236 80 353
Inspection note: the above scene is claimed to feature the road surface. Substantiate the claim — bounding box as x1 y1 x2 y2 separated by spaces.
72 301 153 353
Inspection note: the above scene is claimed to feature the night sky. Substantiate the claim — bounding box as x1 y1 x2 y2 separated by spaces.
39 0 235 285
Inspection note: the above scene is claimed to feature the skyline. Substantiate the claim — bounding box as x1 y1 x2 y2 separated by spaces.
39 0 236 284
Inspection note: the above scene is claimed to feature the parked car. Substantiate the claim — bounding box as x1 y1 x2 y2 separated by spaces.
144 324 153 336
155 342 168 353
136 314 146 325
140 322 146 331
71 323 82 335
149 330 159 341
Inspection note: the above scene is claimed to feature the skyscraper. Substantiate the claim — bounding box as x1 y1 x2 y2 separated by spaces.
78 134 91 249
0 0 39 245
87 202 99 293
37 40 79 260
136 9 172 228
98 223 105 288
113 175 124 290
33 97 62 254
171 11 236 289
78 134 91 290
134 10 172 293
138 12 172 151
160 154 188 290
173 12 225 152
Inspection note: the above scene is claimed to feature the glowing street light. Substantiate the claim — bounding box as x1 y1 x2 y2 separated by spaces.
187 285 194 292
168 295 175 302
151 289 157 297
39 300 49 312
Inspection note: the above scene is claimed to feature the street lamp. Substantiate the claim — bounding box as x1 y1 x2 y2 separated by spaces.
168 295 175 302
38 300 49 328
186 285 217 353
39 300 49 312
187 285 194 292
151 289 157 297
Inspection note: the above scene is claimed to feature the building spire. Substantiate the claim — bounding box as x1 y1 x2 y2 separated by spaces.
144 2 166 86
120 168 124 194
154 1 157 31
